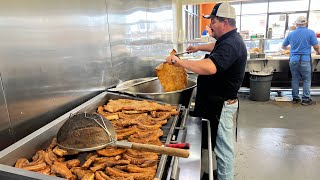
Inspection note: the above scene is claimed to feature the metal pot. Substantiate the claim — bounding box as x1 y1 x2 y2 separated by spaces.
113 77 197 106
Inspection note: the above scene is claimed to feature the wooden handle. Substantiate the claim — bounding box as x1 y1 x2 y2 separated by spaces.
130 142 189 158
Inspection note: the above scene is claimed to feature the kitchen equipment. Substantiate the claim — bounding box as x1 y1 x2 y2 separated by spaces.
111 77 197 106
108 77 158 92
0 92 199 180
56 112 190 158
174 51 189 56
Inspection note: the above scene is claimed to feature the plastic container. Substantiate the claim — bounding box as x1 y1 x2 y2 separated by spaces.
249 74 273 101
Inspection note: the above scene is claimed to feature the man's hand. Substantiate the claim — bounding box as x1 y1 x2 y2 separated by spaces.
165 55 180 66
186 46 199 53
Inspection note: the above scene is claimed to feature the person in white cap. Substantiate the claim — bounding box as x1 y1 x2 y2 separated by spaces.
165 2 247 180
282 16 320 105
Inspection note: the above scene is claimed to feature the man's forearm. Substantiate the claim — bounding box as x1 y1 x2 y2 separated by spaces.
313 44 320 54
197 43 215 52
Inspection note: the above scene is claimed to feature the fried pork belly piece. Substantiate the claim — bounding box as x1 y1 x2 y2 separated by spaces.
22 162 47 172
156 49 187 92
93 156 121 165
96 171 134 180
29 150 45 165
97 106 119 120
129 129 163 141
82 155 98 169
148 112 172 121
36 165 51 175
44 150 58 165
115 126 138 140
106 167 153 180
112 119 139 127
15 158 29 168
53 146 79 157
105 160 130 167
63 159 81 168
123 151 158 165
118 112 148 120
121 110 148 114
104 99 175 113
51 161 75 180
90 162 108 172
138 160 157 168
136 121 162 130
71 167 94 180
126 164 156 173
97 147 126 157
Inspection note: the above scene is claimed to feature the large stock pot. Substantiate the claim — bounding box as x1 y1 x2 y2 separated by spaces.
111 77 197 106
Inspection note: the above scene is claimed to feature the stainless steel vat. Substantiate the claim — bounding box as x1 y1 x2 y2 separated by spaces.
112 77 197 106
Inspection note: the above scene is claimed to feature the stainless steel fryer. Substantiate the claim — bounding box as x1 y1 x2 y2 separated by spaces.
0 91 187 180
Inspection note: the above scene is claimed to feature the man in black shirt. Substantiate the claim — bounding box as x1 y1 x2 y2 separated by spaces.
165 2 247 180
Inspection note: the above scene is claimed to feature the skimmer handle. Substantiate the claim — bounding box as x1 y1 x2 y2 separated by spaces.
115 141 189 158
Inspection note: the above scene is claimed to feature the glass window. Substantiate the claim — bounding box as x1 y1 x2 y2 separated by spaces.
308 12 320 33
241 15 267 37
269 0 309 12
229 1 241 16
268 14 287 39
310 0 320 11
242 1 268 15
236 16 240 32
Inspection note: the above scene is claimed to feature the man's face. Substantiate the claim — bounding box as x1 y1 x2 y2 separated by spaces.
210 17 226 39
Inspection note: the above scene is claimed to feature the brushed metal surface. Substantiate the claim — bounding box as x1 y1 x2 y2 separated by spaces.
0 73 15 150
0 0 114 149
107 0 174 81
178 117 202 180
0 0 175 150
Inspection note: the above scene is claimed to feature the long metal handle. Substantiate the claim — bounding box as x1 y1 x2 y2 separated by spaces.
202 119 214 180
108 77 158 92
174 51 189 56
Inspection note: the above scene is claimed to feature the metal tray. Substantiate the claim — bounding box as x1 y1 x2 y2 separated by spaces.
0 91 181 179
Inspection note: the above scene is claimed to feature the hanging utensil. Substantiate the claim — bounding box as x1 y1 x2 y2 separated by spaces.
56 113 189 158
108 77 158 92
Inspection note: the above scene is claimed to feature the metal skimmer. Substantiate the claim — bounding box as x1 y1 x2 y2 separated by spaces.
56 112 189 158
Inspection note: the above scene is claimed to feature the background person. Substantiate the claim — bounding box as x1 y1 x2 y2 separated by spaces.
165 2 247 180
282 16 320 105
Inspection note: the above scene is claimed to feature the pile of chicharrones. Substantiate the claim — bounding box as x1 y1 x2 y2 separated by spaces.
14 99 178 180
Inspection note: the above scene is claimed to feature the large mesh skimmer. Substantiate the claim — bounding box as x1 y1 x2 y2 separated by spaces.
56 112 189 158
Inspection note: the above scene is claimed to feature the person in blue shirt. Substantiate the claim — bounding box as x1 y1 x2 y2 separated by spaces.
201 25 213 36
282 16 320 105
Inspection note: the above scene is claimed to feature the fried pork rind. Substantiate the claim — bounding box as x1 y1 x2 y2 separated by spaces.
104 99 176 113
51 161 75 180
156 49 187 92
97 106 119 120
97 147 126 157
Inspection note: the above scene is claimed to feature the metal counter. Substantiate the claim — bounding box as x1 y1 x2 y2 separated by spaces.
177 117 202 180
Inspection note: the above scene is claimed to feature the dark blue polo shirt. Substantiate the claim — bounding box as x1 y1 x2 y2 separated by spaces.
194 29 247 120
